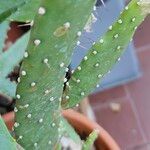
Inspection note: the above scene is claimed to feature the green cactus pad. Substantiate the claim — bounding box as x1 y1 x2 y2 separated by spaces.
63 0 150 108
0 32 29 98
0 0 40 23
0 32 30 78
0 78 16 98
9 0 41 22
0 0 23 14
0 116 17 150
15 0 96 149
0 0 25 23
0 21 10 54
82 130 98 150
59 118 81 145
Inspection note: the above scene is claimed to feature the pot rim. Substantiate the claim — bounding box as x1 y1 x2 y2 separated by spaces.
2 110 120 150
63 109 120 150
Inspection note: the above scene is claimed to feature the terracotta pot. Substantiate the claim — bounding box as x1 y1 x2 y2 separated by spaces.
2 110 120 150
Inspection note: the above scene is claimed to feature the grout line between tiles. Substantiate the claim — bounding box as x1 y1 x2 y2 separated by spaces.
123 84 147 143
136 44 150 53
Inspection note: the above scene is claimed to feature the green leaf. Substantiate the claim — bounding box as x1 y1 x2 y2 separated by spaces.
63 0 150 108
0 32 29 98
0 21 10 54
0 32 30 78
9 0 41 22
16 144 24 150
59 118 81 144
0 116 17 150
15 0 96 149
0 0 25 23
56 144 62 150
0 0 23 14
0 78 17 98
82 130 98 150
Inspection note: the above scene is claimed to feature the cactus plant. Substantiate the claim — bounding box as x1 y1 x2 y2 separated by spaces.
62 0 150 108
14 0 95 149
0 21 10 54
82 130 99 150
0 116 17 149
0 32 30 98
9 0 41 22
0 0 149 149
0 78 16 98
0 32 30 78
0 0 26 23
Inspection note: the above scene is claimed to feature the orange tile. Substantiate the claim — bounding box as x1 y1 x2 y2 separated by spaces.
127 49 150 141
134 16 150 48
4 22 24 51
92 98 145 149
127 143 150 150
89 86 126 106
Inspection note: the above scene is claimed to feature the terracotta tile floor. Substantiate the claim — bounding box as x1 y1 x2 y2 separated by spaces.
89 16 150 149
134 15 150 49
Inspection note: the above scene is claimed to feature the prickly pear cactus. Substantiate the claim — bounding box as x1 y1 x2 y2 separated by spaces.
14 0 96 149
63 0 150 108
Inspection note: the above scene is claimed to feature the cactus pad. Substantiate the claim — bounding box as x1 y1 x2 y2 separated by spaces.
63 0 150 108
